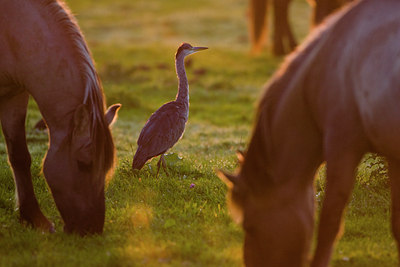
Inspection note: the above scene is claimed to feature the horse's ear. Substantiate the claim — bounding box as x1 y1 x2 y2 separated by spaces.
72 104 93 165
217 169 239 188
217 169 245 224
105 103 121 126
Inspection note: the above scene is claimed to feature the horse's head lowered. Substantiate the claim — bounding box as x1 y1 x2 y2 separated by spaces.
218 168 275 266
43 103 120 235
218 149 313 266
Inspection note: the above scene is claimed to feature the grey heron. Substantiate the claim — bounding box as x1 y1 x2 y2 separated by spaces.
132 43 208 175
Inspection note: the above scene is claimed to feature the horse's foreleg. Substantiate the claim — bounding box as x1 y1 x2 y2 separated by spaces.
273 0 295 55
249 0 269 54
282 1 297 53
0 91 54 232
387 159 400 263
311 146 363 267
272 0 285 55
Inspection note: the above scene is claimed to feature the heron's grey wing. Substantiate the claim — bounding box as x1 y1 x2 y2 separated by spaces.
136 102 187 158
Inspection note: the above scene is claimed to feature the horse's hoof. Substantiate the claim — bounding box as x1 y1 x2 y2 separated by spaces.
43 221 56 234
20 212 55 233
38 219 56 233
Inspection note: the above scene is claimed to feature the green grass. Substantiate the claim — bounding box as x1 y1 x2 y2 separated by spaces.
0 0 397 266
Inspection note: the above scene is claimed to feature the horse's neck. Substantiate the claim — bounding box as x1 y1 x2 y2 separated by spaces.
240 70 320 192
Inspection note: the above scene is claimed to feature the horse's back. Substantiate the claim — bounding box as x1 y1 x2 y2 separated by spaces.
0 1 29 75
265 0 400 159
0 0 85 125
0 0 81 87
0 1 55 68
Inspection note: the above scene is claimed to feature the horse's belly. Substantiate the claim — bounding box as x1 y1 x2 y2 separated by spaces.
355 83 400 156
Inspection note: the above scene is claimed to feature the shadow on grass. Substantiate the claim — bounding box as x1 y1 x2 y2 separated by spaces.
332 256 396 267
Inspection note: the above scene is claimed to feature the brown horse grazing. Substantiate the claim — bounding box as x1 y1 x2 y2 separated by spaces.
0 0 120 235
249 0 350 55
220 0 400 265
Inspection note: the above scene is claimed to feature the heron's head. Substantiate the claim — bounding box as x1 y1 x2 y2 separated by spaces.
176 43 208 58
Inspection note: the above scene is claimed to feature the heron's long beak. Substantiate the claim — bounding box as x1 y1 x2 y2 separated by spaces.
191 46 208 53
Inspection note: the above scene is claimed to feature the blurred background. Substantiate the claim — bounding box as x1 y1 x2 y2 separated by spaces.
68 0 310 50
65 0 311 160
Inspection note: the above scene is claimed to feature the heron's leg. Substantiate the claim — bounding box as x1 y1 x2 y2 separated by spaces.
156 154 169 177
160 154 169 176
156 156 162 177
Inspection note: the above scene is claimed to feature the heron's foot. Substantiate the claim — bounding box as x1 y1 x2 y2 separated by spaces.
156 154 169 177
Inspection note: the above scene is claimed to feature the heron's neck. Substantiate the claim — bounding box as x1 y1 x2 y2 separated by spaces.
175 53 189 104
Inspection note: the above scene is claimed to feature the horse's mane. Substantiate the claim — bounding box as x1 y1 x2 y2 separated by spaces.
240 3 357 191
39 0 115 182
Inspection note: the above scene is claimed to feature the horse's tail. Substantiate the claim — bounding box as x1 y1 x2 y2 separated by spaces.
132 149 148 170
249 0 269 54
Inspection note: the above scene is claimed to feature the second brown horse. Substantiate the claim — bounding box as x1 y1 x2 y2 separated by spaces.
249 0 350 55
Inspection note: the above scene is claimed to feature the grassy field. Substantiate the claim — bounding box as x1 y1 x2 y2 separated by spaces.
0 0 397 266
